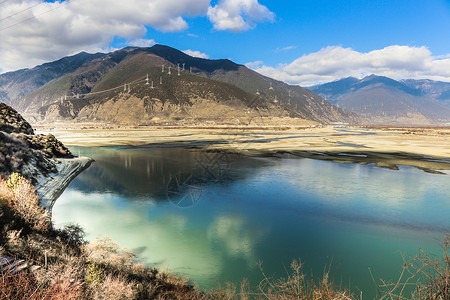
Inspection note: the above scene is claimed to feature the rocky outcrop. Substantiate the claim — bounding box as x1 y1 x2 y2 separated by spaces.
17 133 72 158
0 131 56 183
0 103 91 203
0 102 34 134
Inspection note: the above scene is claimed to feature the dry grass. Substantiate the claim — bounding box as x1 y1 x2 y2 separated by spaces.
0 267 83 300
0 173 50 231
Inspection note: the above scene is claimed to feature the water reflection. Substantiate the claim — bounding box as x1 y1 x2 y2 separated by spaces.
70 147 272 201
54 189 267 287
207 215 267 267
53 147 449 296
268 159 449 231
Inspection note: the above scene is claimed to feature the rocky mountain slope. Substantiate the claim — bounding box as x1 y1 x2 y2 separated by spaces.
309 75 450 125
3 45 359 125
0 103 72 182
401 79 450 109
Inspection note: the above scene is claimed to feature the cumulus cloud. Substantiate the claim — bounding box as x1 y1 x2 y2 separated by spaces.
251 45 450 86
182 49 210 59
207 0 275 32
0 0 272 72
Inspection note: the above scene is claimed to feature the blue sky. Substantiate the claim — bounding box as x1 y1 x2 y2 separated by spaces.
137 0 450 64
1 0 449 85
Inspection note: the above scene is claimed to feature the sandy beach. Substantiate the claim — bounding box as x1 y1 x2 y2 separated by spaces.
37 125 450 174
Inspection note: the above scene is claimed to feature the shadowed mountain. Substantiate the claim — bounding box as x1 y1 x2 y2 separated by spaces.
5 45 359 125
309 75 450 125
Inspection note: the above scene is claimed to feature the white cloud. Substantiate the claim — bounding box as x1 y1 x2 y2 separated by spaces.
251 45 450 86
275 46 296 52
207 0 275 32
245 60 263 69
0 0 271 72
128 39 156 48
182 49 210 59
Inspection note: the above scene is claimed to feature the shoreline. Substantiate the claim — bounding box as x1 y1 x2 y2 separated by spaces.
36 125 450 174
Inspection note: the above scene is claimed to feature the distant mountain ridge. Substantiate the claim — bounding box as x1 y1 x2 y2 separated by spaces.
0 52 104 103
309 75 450 125
1 45 359 125
401 79 450 108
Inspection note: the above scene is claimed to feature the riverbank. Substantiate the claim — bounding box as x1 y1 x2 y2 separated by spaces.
38 125 450 174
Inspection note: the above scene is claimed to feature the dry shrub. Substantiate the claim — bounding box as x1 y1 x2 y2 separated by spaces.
0 177 13 206
0 268 81 300
254 260 353 300
37 264 84 300
0 173 50 231
83 237 135 271
213 281 239 299
378 235 450 300
90 274 136 300
0 269 44 299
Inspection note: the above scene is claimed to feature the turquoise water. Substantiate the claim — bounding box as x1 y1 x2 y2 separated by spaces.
53 146 449 298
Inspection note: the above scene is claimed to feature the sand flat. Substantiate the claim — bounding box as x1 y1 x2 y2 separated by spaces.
36 125 450 173
37 126 450 157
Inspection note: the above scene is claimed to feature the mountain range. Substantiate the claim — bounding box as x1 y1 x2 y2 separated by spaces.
309 75 450 125
0 45 358 125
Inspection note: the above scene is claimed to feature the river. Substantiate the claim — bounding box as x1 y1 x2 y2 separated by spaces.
52 146 449 298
